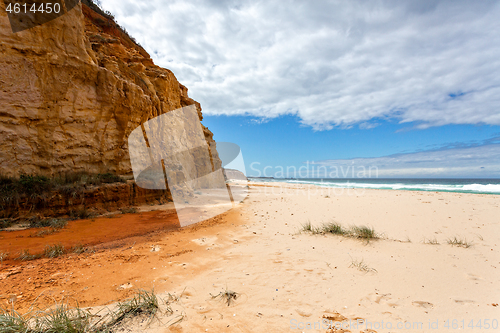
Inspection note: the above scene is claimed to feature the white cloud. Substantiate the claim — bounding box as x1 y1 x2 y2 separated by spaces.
100 0 500 130
310 143 500 177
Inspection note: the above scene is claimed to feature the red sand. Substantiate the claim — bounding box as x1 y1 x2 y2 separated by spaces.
0 208 240 312
0 210 180 260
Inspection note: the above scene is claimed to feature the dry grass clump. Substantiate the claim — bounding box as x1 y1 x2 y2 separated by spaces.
28 217 68 229
211 288 239 306
27 218 69 238
15 243 97 262
349 257 377 273
447 236 473 248
69 209 97 221
16 250 42 261
71 244 96 254
119 207 138 214
301 221 378 242
44 244 65 258
423 237 440 245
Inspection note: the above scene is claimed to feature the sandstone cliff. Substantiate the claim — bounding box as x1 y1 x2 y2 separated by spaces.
223 168 248 181
0 1 221 178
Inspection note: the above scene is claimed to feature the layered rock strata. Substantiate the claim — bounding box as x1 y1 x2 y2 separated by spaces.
0 1 221 179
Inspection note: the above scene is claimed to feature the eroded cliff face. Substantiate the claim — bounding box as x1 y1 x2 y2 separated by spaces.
0 1 221 177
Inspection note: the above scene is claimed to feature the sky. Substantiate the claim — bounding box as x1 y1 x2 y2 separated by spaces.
99 0 500 178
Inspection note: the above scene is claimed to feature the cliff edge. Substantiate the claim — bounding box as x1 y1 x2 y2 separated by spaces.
0 1 221 178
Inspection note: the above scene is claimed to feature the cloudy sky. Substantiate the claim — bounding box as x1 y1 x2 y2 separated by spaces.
100 0 500 177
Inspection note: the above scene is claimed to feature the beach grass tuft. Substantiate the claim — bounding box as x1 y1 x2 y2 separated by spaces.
108 289 160 326
301 221 321 234
321 222 346 235
301 221 379 242
0 308 32 332
14 243 97 262
41 304 94 333
0 289 164 333
447 236 473 248
424 237 440 245
301 221 313 232
44 244 66 258
349 257 377 273
16 249 41 261
349 225 377 240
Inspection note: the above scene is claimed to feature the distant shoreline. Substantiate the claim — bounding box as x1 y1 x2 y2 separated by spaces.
247 177 500 195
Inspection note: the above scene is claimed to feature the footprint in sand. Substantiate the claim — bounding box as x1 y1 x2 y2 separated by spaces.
117 283 133 290
362 293 399 307
466 273 484 281
322 311 347 322
195 305 213 314
412 301 434 309
295 308 313 317
191 237 217 246
150 245 161 252
454 299 476 305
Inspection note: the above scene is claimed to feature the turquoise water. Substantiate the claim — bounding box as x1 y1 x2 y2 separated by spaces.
248 178 500 195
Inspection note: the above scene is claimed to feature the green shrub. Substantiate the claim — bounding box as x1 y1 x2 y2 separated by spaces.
18 174 51 194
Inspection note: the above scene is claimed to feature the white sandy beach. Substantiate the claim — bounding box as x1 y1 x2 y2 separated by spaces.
103 182 498 332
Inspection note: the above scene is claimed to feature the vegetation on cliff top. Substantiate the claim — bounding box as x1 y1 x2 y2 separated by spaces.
0 172 126 218
82 0 142 47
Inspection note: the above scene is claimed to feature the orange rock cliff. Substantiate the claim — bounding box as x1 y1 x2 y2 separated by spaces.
0 0 222 178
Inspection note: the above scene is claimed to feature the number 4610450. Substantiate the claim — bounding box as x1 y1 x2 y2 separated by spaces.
6 2 61 14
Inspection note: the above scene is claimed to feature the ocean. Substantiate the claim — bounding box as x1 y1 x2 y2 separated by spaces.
247 178 500 195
